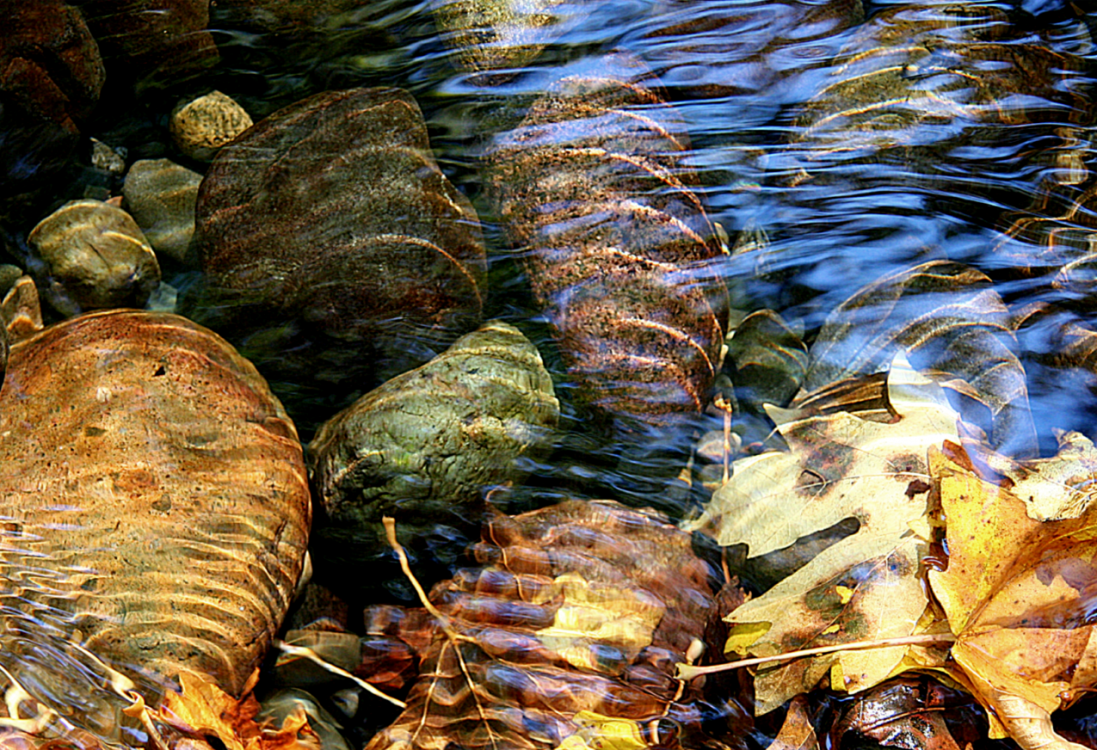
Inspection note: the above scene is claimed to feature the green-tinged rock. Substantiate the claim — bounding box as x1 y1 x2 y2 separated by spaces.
308 320 558 603
122 158 202 264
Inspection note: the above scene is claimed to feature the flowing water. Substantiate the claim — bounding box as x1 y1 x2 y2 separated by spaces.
3 0 1097 747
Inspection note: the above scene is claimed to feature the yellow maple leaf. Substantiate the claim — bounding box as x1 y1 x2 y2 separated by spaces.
929 443 1097 750
685 354 959 711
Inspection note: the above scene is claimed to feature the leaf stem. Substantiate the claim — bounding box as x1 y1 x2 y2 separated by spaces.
675 633 956 680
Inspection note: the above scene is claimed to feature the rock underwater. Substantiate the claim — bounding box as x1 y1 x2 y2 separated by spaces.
0 309 311 746
487 55 728 436
184 86 488 436
308 320 559 604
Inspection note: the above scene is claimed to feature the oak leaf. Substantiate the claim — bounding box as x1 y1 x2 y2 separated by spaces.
928 444 1097 750
685 355 960 712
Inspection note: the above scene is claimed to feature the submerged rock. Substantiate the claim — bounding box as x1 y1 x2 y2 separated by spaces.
363 499 730 750
27 198 161 317
170 90 254 162
0 0 104 134
123 158 202 264
0 310 311 742
309 320 558 603
80 0 219 92
185 87 488 434
488 55 727 434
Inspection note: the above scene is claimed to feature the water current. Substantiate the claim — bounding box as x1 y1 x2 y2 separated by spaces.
3 0 1097 748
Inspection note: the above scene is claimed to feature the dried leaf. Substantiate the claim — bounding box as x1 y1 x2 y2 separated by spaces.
928 445 1097 749
686 355 959 712
767 696 818 750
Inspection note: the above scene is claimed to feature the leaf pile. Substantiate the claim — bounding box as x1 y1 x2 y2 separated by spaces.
153 671 322 750
686 354 1097 750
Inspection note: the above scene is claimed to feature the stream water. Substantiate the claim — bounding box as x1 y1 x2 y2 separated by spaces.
3 0 1097 747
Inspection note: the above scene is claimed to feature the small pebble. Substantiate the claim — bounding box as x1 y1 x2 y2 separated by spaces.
90 138 127 174
170 90 253 161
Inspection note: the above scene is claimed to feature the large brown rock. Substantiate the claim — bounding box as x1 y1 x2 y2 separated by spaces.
0 0 104 133
187 87 488 433
488 56 727 433
0 310 310 728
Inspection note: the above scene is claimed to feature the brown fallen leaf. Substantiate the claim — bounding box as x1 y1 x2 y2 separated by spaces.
685 354 959 712
156 671 320 750
829 678 962 750
766 696 818 750
928 444 1097 749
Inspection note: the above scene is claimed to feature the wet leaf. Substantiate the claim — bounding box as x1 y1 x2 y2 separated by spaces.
928 445 1097 749
686 355 959 712
158 672 321 750
767 696 818 750
965 431 1097 522
830 679 962 750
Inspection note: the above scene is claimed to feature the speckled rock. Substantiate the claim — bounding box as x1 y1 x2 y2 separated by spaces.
91 138 127 175
487 56 727 432
186 87 488 434
123 158 202 264
28 198 161 317
431 0 571 72
308 320 558 603
170 90 254 161
0 309 310 742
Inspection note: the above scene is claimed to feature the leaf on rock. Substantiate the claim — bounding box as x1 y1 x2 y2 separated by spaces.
685 354 960 712
928 444 1097 749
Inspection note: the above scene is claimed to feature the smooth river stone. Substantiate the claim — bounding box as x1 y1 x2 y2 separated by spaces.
28 198 161 317
123 158 202 264
188 87 487 432
0 310 311 712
